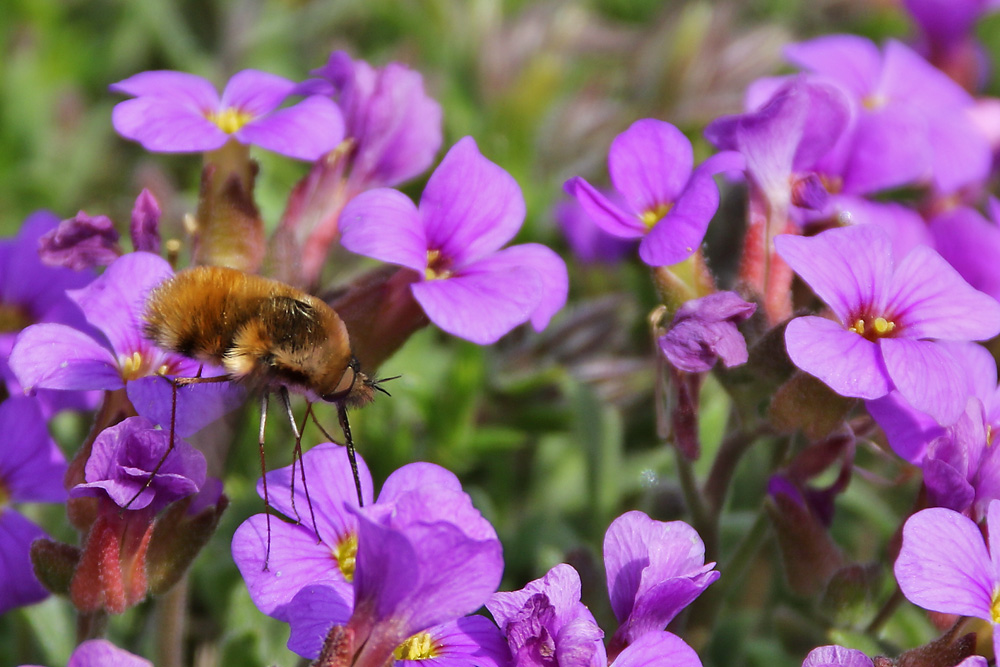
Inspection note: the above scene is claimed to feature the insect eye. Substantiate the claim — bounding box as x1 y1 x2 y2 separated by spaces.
322 364 358 403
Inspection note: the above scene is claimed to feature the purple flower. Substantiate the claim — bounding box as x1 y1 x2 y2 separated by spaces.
894 499 1000 657
232 443 505 665
0 397 66 615
130 189 161 254
774 223 1000 425
19 639 153 667
339 136 568 344
784 35 990 194
310 50 443 189
70 416 206 513
604 511 720 651
706 77 852 220
232 443 374 622
930 206 1000 303
488 559 706 667
866 343 1000 516
554 194 636 264
904 0 998 90
658 292 756 373
9 251 240 436
487 564 606 667
38 211 122 270
0 211 97 414
110 69 344 160
287 599 511 667
833 197 932 260
565 119 742 267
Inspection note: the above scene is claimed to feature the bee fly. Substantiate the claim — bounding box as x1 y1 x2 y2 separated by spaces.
141 265 391 559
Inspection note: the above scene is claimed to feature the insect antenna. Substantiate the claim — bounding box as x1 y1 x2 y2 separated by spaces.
277 386 322 545
307 408 365 508
369 374 400 397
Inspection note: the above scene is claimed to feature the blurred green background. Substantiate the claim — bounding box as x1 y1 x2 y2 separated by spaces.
0 1 978 666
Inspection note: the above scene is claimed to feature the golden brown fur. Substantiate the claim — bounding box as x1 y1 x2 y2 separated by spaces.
144 266 373 404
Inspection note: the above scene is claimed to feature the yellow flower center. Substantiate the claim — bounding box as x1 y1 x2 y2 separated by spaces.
848 316 896 341
988 424 995 447
333 533 358 581
205 108 255 134
0 304 31 333
425 249 453 280
991 586 1000 624
394 632 438 661
639 203 673 231
119 352 150 381
0 478 9 507
862 94 888 111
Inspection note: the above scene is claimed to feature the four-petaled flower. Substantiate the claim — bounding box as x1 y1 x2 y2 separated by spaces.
775 223 1000 426
110 69 344 160
565 119 742 267
339 136 568 344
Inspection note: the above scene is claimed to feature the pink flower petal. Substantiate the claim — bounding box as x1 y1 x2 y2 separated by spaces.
419 137 525 267
775 225 894 324
237 96 345 161
564 176 646 239
411 254 542 345
68 251 173 357
9 323 121 391
231 515 353 622
882 338 968 425
639 172 718 266
111 98 229 153
219 69 297 116
338 188 428 272
785 316 891 399
110 71 220 108
887 245 1000 341
610 632 703 667
607 119 693 213
894 506 994 619
257 443 373 538
785 35 883 98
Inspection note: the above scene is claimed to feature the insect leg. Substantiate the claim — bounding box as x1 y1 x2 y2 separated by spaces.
278 387 322 544
259 391 271 571
123 375 180 511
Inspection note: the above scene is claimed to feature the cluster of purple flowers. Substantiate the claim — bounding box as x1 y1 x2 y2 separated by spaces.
9 1 1000 665
231 444 717 667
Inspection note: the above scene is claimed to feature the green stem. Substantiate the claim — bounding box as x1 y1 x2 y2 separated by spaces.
155 574 189 667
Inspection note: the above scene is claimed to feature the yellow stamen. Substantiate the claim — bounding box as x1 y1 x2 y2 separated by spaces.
988 424 995 447
862 94 888 111
394 632 437 661
425 249 452 280
639 203 673 231
872 317 895 335
120 351 148 381
0 479 9 507
848 316 896 341
992 587 1000 624
333 533 357 581
205 108 255 134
